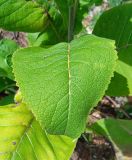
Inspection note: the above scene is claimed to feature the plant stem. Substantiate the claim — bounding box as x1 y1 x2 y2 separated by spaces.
68 0 78 42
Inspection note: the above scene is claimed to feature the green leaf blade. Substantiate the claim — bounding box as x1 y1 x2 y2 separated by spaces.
93 3 132 96
93 3 132 47
13 35 117 138
0 0 48 32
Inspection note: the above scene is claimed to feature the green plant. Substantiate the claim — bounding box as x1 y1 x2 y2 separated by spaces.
0 0 132 159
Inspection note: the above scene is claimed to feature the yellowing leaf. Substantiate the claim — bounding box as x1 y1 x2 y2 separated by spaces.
0 103 76 160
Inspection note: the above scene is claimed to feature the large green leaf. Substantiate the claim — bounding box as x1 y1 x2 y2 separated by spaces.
13 35 117 138
0 39 19 79
0 102 76 160
93 3 132 96
91 118 132 160
0 0 48 32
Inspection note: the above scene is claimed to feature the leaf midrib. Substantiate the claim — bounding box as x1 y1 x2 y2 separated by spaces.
65 43 71 134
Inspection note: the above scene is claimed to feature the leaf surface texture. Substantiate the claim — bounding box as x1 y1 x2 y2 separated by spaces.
13 35 117 138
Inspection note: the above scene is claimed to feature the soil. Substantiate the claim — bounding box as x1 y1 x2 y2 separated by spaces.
71 136 115 160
